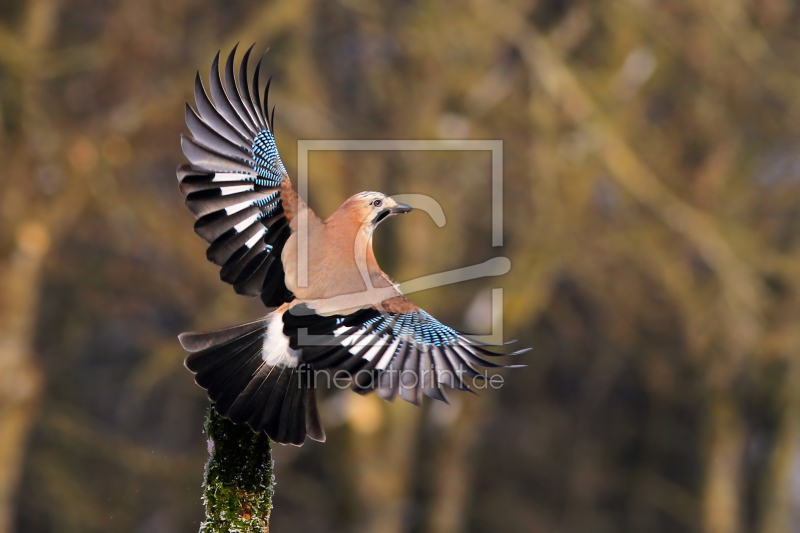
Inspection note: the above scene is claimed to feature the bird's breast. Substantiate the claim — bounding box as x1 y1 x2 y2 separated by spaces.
282 227 397 305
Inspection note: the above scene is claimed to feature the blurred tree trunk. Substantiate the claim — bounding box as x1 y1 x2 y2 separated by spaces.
200 407 274 533
348 397 421 533
425 396 485 533
702 393 744 533
0 223 48 533
758 360 800 533
0 1 79 530
758 408 798 533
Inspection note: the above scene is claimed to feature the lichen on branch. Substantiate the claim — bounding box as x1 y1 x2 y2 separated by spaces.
200 405 274 533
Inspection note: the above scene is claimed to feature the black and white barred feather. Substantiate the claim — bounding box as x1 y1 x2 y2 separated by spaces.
283 304 527 406
178 45 293 307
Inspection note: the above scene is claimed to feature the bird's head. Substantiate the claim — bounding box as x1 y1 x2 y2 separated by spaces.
346 191 413 228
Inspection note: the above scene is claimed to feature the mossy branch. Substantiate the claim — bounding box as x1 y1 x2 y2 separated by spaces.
200 405 274 533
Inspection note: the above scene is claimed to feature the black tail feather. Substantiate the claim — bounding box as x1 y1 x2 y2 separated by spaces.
261 367 293 438
276 372 304 444
182 318 325 445
227 363 272 424
189 330 263 384
305 385 326 442
180 318 267 352
209 338 264 416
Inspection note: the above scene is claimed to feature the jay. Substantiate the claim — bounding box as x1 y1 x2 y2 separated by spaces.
177 46 524 445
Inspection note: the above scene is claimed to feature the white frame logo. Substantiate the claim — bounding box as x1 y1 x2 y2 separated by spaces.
295 139 508 344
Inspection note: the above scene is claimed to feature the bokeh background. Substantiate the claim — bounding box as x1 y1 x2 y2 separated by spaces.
2 0 800 532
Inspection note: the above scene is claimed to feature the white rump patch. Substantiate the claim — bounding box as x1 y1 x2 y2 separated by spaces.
262 311 301 367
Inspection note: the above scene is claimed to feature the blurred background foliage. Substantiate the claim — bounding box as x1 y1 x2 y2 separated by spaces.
2 0 800 531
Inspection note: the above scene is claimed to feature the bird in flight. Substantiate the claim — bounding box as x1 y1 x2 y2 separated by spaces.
177 46 525 445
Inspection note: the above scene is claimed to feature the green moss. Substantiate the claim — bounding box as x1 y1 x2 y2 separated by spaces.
200 405 274 533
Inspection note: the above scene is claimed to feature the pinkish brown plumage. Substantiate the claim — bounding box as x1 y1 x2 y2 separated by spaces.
282 190 408 311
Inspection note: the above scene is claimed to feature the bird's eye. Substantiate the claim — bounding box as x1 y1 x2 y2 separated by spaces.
373 199 383 208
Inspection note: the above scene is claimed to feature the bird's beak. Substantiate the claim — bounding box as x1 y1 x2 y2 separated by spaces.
374 202 413 225
388 202 413 214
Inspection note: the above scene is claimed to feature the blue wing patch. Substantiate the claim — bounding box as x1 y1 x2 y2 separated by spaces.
252 129 286 186
362 310 460 347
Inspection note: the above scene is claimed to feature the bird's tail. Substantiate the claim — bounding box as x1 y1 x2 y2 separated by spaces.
180 312 325 446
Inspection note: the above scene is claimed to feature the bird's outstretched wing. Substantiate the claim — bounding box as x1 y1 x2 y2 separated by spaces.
283 299 527 405
177 45 295 308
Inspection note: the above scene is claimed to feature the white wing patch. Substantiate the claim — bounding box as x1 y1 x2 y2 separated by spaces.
245 228 266 249
234 214 260 233
225 199 252 215
220 184 254 196
348 333 375 355
375 338 401 371
336 327 361 347
362 337 388 361
212 172 248 182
